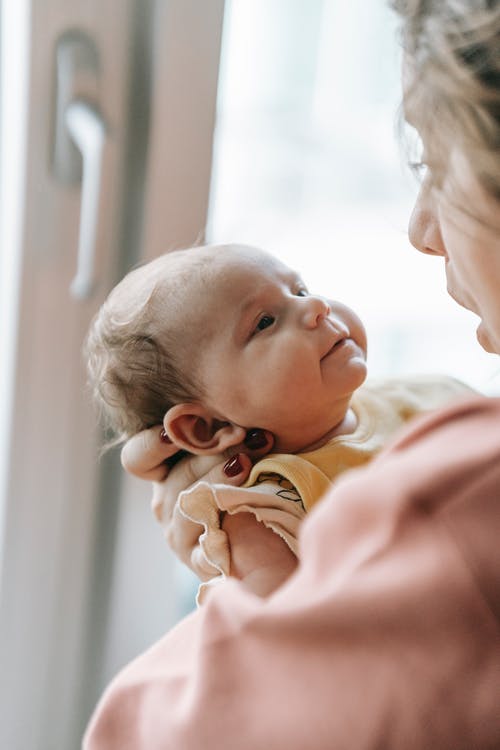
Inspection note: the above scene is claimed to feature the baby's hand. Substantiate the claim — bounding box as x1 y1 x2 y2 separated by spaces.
222 512 298 596
121 426 274 579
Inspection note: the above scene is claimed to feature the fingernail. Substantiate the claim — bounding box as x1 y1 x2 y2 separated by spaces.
224 454 244 477
160 428 172 443
244 429 268 450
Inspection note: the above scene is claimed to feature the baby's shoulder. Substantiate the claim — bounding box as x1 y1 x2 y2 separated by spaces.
358 373 478 417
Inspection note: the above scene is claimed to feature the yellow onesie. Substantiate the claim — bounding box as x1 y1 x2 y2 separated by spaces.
244 374 472 511
175 374 474 601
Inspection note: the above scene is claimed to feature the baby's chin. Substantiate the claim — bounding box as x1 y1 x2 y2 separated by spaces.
476 321 498 354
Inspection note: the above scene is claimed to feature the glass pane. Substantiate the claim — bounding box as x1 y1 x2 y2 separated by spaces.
208 0 499 393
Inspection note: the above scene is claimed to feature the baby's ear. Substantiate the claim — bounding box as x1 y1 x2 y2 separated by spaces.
163 403 246 455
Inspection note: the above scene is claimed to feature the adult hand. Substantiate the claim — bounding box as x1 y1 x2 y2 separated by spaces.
121 426 274 580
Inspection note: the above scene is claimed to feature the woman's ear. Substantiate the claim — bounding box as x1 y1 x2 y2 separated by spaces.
163 403 247 454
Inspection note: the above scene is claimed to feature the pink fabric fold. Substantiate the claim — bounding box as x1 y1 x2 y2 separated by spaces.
84 397 500 750
178 479 306 603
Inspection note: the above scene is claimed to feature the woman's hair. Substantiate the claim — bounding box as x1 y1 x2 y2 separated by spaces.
391 0 500 200
85 252 206 445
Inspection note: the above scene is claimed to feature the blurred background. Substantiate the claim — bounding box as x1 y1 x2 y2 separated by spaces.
1 0 498 747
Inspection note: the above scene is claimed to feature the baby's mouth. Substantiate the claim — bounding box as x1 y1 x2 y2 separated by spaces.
321 335 347 360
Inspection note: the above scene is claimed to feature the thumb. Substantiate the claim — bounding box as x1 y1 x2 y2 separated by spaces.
206 428 274 486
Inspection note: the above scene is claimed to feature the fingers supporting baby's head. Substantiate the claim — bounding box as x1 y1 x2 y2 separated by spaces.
120 425 177 481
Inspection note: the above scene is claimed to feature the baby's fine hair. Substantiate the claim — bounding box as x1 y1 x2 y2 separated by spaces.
392 0 500 201
85 248 210 443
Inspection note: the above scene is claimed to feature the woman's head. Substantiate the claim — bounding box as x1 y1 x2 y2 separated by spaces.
392 0 500 353
393 0 500 198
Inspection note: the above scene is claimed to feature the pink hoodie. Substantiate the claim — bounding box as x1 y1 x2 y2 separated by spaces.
84 396 500 750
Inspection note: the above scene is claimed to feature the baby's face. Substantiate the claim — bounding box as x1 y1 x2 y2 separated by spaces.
165 245 367 453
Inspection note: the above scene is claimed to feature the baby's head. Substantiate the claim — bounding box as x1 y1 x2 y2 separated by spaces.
86 244 368 453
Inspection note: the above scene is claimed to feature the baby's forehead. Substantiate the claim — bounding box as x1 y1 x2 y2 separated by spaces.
116 245 295 330
207 245 293 284
165 245 289 291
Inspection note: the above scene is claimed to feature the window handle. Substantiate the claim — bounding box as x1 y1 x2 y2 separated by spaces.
52 31 107 300
65 100 106 299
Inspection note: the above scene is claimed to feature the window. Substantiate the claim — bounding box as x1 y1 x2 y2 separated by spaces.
209 0 499 393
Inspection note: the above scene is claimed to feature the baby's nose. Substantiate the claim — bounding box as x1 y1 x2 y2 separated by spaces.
302 296 331 328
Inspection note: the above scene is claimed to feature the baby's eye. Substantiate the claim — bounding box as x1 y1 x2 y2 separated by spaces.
295 288 309 297
255 314 275 332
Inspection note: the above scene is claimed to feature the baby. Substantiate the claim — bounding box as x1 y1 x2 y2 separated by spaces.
86 244 473 599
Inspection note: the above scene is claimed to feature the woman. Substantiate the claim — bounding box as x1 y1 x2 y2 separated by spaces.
84 1 500 748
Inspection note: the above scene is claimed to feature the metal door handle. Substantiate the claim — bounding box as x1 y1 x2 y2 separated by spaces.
52 31 107 300
65 100 106 299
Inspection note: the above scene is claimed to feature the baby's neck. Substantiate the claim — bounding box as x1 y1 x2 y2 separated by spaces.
271 406 358 455
296 407 358 453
